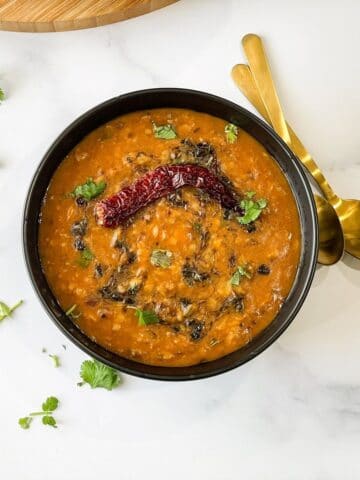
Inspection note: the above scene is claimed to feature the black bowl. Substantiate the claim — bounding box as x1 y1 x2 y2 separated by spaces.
23 88 318 381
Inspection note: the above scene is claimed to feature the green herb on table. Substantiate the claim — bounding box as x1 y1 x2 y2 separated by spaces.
18 396 59 430
0 88 5 103
225 123 238 144
0 299 23 322
230 265 252 286
71 178 106 201
79 359 120 390
78 247 94 268
150 249 173 268
237 192 267 225
152 122 177 140
49 354 60 368
65 304 81 319
18 417 32 430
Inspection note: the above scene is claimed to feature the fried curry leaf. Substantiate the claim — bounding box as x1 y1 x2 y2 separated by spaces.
225 123 238 144
150 249 173 268
230 265 252 286
238 192 267 225
0 299 23 322
78 247 95 268
152 122 177 140
71 178 106 201
79 359 121 390
135 308 159 326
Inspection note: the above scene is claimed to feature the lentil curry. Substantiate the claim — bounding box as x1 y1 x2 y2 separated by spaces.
39 108 301 367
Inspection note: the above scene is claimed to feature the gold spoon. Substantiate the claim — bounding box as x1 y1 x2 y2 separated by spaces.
240 33 359 260
231 62 344 265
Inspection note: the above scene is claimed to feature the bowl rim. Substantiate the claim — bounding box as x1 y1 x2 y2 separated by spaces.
23 87 319 381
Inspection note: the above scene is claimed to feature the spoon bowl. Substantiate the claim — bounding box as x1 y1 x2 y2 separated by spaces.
315 195 344 265
332 198 360 258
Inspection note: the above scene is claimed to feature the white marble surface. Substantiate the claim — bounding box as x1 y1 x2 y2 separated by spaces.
1 0 360 478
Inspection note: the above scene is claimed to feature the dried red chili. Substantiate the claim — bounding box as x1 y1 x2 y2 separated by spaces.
95 164 242 228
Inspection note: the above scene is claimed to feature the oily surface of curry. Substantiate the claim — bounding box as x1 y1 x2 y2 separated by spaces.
39 108 301 367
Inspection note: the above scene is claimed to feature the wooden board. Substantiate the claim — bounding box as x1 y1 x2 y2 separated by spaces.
0 0 178 32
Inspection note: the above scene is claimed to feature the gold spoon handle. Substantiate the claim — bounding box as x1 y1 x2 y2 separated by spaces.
242 34 291 145
240 35 339 204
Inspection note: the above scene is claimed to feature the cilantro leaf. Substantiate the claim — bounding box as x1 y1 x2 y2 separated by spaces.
0 299 23 322
42 396 59 412
225 123 238 144
150 249 173 268
135 308 159 326
42 415 57 428
18 417 32 429
49 354 60 368
152 123 177 140
0 88 5 103
78 247 94 268
80 359 120 391
230 266 252 286
71 178 106 201
238 193 267 225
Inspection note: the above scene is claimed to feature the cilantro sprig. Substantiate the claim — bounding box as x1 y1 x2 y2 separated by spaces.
71 178 106 202
152 122 177 140
0 299 23 322
18 396 59 430
79 359 120 390
238 192 267 225
230 265 252 286
225 123 238 144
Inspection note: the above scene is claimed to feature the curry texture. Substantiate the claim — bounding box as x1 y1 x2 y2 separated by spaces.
39 108 301 367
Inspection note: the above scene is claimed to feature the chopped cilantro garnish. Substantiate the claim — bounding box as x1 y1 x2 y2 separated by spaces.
18 417 32 429
238 193 267 225
49 354 60 368
41 396 58 412
0 299 23 322
225 123 238 143
42 416 57 427
78 247 94 268
79 359 120 390
132 307 159 326
19 396 59 430
152 122 177 140
230 266 252 286
71 178 106 201
150 249 173 268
